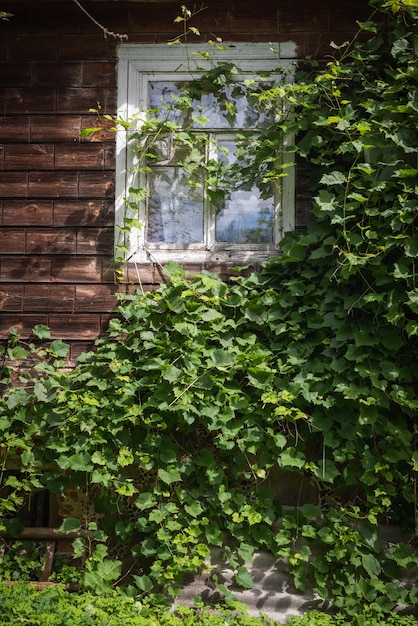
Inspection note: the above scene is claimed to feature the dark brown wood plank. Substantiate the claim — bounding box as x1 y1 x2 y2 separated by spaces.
75 284 118 312
53 200 114 227
0 528 93 540
82 62 116 88
81 116 116 143
0 172 28 197
56 88 108 114
28 172 78 198
25 229 77 255
0 256 51 282
4 144 54 170
58 34 108 61
48 313 101 339
30 116 81 143
24 284 76 312
68 341 97 364
0 229 26 254
40 540 56 582
7 35 58 62
0 117 30 143
54 144 114 171
51 256 103 283
78 172 114 198
2 201 53 226
0 63 32 87
76 227 114 254
0 285 23 311
33 62 82 88
0 314 49 338
121 263 156 285
6 89 57 115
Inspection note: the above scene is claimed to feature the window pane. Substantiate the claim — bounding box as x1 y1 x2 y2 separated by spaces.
147 83 275 246
216 140 274 244
216 193 274 244
149 81 272 129
149 81 190 125
147 167 204 243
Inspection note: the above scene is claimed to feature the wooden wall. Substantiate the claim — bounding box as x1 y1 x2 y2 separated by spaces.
0 0 369 359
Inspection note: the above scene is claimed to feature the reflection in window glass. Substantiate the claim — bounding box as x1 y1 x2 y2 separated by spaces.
216 140 274 244
146 80 275 246
148 81 272 129
147 167 204 243
216 193 273 244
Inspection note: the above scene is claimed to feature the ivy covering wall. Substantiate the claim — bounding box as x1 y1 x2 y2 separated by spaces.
0 0 417 617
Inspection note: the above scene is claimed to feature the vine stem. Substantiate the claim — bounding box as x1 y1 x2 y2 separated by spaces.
72 0 128 41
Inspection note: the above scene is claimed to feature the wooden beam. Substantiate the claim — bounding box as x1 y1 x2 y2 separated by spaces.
0 527 94 540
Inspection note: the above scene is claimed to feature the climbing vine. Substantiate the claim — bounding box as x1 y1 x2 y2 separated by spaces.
1 0 418 617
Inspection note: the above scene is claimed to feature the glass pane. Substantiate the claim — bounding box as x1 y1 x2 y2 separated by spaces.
216 193 274 244
147 136 191 166
147 167 204 243
216 140 274 244
148 81 272 129
148 81 190 125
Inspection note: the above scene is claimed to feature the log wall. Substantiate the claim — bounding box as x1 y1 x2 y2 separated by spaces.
0 0 369 358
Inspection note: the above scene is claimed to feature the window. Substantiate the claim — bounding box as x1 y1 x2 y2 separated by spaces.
116 43 296 264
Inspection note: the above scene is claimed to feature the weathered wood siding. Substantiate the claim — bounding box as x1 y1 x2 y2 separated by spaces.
0 0 368 358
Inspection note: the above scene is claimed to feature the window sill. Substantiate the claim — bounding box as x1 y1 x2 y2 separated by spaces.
127 247 279 265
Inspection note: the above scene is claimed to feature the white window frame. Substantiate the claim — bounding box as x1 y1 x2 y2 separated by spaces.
116 43 297 265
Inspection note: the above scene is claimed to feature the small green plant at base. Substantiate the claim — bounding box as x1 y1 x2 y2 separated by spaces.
0 540 83 586
49 556 83 586
0 584 417 626
0 583 277 625
0 541 45 582
288 612 418 626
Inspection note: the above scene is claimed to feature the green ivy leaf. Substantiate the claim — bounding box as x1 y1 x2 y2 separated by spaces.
33 381 48 402
59 517 81 533
315 190 338 212
21 450 35 466
247 368 274 387
201 308 224 322
84 559 122 593
196 449 215 467
158 467 182 485
72 537 85 559
320 171 346 185
135 492 157 510
140 538 157 557
49 340 69 357
235 566 253 589
362 553 381 578
279 448 305 469
32 324 51 340
313 460 340 483
301 504 320 520
184 501 204 518
161 364 182 382
210 349 236 367
133 574 153 592
162 261 184 278
7 347 29 360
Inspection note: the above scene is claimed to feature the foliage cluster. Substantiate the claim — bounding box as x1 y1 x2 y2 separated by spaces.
288 612 418 626
0 0 417 619
0 539 82 586
0 583 277 626
0 540 46 582
1 583 418 626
